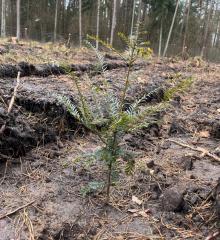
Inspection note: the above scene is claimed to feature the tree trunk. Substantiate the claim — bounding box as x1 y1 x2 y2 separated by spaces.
16 0 21 40
212 1 219 47
124 0 128 31
110 0 117 45
141 2 147 24
180 0 188 38
1 0 6 37
130 0 136 37
54 0 59 42
200 0 214 57
213 16 220 47
136 0 142 39
216 28 220 48
163 0 180 57
96 0 101 49
79 0 82 47
62 0 66 35
182 0 191 56
158 20 163 57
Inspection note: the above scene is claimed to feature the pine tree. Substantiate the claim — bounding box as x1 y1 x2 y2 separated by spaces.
1 0 6 37
79 0 82 47
110 0 117 45
182 0 192 56
163 0 180 57
16 0 21 40
54 0 59 42
96 0 101 49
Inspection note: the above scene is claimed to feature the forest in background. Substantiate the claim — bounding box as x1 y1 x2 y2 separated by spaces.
1 0 220 61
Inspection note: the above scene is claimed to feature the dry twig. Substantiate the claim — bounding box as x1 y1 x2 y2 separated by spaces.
8 71 21 113
205 231 220 240
0 200 35 220
169 139 220 163
0 71 21 134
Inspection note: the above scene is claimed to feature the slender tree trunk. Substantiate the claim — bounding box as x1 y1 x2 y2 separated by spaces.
1 0 6 37
216 29 220 48
110 0 117 45
16 0 21 40
182 0 191 56
200 0 214 57
26 0 30 35
54 0 59 42
163 0 180 57
62 0 66 35
9 0 13 36
158 20 163 57
124 0 128 30
136 0 142 39
180 0 188 38
130 0 136 37
141 2 147 23
96 0 101 49
214 17 220 47
79 0 82 47
212 1 219 47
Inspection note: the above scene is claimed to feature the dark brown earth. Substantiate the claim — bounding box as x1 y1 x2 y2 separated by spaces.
0 42 220 240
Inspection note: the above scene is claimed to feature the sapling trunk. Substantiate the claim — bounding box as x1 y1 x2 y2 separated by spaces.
105 131 118 204
106 161 113 204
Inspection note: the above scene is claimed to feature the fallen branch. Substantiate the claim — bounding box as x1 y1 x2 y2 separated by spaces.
8 71 21 114
0 153 11 161
0 71 21 135
205 231 220 240
169 139 220 163
0 200 35 220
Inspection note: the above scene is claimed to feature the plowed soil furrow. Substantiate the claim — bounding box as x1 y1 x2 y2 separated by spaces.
0 58 219 240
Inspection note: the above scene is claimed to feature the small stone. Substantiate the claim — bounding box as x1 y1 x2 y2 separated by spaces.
88 227 97 236
189 174 196 179
147 160 155 169
183 158 194 170
45 177 52 183
169 120 187 135
161 187 185 212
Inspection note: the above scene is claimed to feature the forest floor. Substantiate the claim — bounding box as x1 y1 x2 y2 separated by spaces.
0 41 219 240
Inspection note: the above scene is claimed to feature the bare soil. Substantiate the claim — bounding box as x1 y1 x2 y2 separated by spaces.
0 42 219 240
